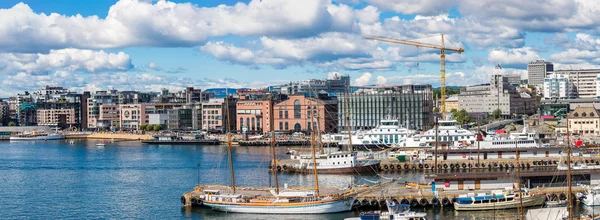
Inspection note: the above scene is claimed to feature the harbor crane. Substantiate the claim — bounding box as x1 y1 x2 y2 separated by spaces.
365 35 464 118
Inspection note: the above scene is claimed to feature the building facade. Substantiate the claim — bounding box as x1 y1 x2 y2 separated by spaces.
459 74 536 116
167 108 193 130
338 85 434 131
276 74 350 95
0 100 9 126
543 74 575 99
274 94 338 133
527 60 554 87
555 69 600 98
445 95 459 112
202 97 237 132
568 107 600 136
36 109 76 127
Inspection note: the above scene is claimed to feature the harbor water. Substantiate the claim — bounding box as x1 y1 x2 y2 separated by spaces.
0 140 599 219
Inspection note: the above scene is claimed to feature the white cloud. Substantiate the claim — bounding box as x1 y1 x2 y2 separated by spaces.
376 75 387 85
380 65 526 86
488 47 541 68
0 0 356 53
145 62 162 71
327 71 342 80
367 0 456 16
0 48 132 74
354 72 372 85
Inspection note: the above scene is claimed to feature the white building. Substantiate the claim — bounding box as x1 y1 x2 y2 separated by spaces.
527 60 554 88
555 69 600 98
543 74 575 99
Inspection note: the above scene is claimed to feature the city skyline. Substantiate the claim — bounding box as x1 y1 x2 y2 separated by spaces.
1 0 600 96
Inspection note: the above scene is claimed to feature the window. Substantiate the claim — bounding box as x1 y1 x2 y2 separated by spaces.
285 122 289 130
251 118 255 131
307 122 311 131
279 111 282 119
279 122 283 130
240 117 244 129
284 111 288 119
294 100 301 118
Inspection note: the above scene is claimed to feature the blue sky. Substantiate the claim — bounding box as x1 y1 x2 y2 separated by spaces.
1 0 599 96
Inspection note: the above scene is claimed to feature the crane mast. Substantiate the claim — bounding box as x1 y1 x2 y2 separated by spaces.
365 34 464 119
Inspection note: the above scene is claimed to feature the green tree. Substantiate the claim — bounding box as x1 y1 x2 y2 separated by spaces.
139 124 147 131
153 124 162 131
146 124 154 131
455 109 471 125
492 109 502 120
7 122 16 126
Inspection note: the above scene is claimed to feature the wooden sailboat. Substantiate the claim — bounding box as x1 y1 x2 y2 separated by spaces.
198 94 356 214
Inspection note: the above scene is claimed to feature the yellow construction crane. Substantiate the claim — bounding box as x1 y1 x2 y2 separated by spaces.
365 35 464 119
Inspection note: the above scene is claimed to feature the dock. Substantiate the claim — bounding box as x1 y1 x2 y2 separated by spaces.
141 139 220 145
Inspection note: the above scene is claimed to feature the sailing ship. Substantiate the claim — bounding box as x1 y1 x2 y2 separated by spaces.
196 93 355 214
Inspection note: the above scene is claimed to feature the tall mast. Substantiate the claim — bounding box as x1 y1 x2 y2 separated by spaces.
225 90 236 193
270 94 279 195
310 116 320 196
345 88 353 153
477 121 481 165
515 138 524 220
566 116 573 220
434 117 439 174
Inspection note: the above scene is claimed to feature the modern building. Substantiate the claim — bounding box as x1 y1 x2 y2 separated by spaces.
167 108 193 130
202 97 237 132
36 93 84 129
543 74 575 99
459 73 536 116
505 74 522 87
119 103 187 130
36 109 76 127
275 74 350 95
148 114 168 127
568 107 600 136
274 94 338 133
555 69 600 98
89 104 120 130
527 60 554 87
0 100 9 126
338 84 434 131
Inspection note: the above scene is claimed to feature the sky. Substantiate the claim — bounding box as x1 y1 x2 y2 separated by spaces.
1 0 600 97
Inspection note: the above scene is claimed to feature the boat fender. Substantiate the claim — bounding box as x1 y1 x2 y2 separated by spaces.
455 163 460 169
468 164 473 168
370 200 378 207
586 160 590 164
418 164 423 169
424 164 429 169
521 163 525 168
392 198 399 204
443 164 448 169
419 198 429 206
282 165 287 171
551 194 559 201
361 199 370 206
591 159 596 163
596 161 599 165
412 165 416 170
410 198 419 207
450 164 455 169
400 198 409 204
396 165 402 170
389 164 394 170
553 160 557 165
510 164 515 169
431 197 440 206
181 196 186 204
532 161 537 165
560 193 567 200
474 163 479 168
481 163 486 167
488 164 492 169
462 163 466 168
526 163 531 168
544 161 549 166
404 164 409 169
504 164 509 169
441 197 451 206
190 197 198 204
277 166 281 171
437 164 442 169
268 165 273 170
451 197 457 204
384 165 389 170
493 162 498 167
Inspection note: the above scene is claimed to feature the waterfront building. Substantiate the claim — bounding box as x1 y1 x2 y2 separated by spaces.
88 104 120 130
338 84 434 131
568 107 600 136
0 100 9 126
445 95 459 112
36 92 84 129
155 87 210 104
554 69 600 98
273 93 338 133
274 74 350 95
32 86 69 102
459 73 536 116
167 108 193 130
148 114 168 128
201 97 237 132
235 90 284 134
118 91 154 104
36 108 76 128
527 60 554 87
543 73 575 99
119 103 186 130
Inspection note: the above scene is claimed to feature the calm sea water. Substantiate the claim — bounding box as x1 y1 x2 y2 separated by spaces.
0 140 598 219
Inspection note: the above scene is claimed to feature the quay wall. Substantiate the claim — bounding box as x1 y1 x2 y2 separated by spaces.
66 133 153 140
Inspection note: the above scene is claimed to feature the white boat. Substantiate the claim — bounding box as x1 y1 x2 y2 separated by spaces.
328 117 416 150
96 143 106 147
10 133 64 141
345 200 427 220
458 125 541 150
404 118 476 148
579 185 600 206
526 207 568 220
199 188 354 214
288 151 380 174
453 189 546 211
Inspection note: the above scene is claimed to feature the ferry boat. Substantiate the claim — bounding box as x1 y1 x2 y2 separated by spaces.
345 201 427 220
10 132 64 141
287 151 380 174
404 118 476 148
327 117 415 150
454 189 545 211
